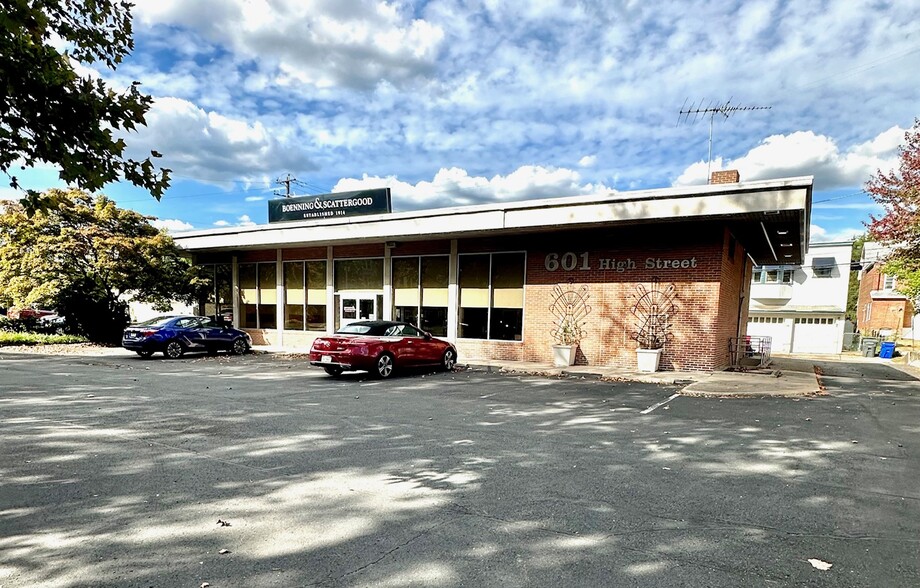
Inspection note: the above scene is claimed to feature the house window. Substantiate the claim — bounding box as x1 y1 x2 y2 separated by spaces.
865 303 872 322
752 266 793 284
238 262 277 329
812 257 835 278
284 260 327 331
459 252 525 341
883 274 896 290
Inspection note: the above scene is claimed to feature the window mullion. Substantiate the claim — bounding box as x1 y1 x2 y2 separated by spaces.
486 254 493 340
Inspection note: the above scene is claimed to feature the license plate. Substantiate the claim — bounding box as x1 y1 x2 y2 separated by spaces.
320 355 332 363
126 332 137 339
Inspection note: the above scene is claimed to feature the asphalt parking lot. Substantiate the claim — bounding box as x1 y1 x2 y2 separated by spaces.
1 351 919 587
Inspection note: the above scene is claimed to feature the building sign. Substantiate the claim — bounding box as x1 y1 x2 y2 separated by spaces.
268 188 392 223
544 251 699 273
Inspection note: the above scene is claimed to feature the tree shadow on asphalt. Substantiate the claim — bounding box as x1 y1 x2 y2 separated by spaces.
2 354 919 587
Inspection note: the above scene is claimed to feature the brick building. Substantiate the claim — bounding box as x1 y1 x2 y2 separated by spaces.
856 242 915 335
174 174 813 371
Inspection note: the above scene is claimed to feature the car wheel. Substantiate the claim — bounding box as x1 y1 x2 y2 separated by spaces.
323 366 343 377
136 350 154 359
375 353 395 379
442 348 457 371
164 340 184 359
231 337 249 355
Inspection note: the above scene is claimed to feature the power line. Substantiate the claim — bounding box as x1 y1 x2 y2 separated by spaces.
813 190 869 204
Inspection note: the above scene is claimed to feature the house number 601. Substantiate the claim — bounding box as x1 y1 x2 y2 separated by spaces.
545 252 590 271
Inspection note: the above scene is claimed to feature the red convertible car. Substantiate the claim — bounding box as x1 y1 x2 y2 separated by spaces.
310 320 458 378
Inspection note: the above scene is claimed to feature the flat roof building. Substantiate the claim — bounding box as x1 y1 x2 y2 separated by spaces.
175 173 813 371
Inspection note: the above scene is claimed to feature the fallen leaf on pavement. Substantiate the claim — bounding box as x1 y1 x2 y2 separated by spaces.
808 558 833 570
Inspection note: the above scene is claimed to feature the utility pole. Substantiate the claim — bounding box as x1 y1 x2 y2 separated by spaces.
275 174 296 198
678 99 772 178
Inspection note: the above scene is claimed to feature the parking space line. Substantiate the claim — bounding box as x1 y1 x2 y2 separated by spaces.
640 392 680 414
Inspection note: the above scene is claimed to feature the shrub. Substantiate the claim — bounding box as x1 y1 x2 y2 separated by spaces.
0 332 87 346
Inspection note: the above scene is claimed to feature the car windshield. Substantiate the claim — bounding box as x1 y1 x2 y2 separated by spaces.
134 316 176 327
335 324 374 335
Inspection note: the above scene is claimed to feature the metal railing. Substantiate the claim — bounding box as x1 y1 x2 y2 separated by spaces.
729 336 772 368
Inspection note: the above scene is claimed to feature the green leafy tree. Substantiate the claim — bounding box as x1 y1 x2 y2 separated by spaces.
0 189 207 343
866 119 920 302
846 235 867 321
0 0 169 211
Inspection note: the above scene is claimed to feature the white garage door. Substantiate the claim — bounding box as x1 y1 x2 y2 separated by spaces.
746 316 792 353
791 317 839 354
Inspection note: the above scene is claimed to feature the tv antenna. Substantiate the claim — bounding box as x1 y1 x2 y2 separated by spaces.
678 98 772 178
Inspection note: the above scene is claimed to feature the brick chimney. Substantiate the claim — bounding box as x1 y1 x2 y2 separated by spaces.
710 169 740 184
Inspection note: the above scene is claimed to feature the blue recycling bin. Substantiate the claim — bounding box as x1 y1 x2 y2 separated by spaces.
879 341 896 359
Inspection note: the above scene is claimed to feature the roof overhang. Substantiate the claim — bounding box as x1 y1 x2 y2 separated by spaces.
175 176 813 264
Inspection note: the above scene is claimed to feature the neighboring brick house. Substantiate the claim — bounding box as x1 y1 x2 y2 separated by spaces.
745 241 851 354
174 173 813 371
856 242 915 335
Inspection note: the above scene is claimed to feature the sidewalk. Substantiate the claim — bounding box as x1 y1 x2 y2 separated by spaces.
459 358 823 397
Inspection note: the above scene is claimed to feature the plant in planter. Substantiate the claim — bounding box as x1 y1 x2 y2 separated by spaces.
629 279 677 372
549 283 591 367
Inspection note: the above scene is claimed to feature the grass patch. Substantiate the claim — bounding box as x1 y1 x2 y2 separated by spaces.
0 332 87 346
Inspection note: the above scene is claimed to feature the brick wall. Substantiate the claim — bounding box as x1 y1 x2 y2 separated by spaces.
393 240 451 256
710 169 740 184
857 264 913 331
282 246 327 260
456 225 737 371
333 243 384 258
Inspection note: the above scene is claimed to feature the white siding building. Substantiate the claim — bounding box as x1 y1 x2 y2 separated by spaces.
746 241 852 354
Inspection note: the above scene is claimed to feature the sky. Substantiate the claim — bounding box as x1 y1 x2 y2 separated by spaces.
8 0 920 243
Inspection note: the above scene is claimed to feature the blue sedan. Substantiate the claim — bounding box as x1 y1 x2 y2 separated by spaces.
122 315 252 359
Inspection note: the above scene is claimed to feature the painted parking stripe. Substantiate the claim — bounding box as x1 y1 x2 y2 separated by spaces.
640 392 681 414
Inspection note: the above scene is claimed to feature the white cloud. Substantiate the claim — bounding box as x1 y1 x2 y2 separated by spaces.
150 218 194 233
810 223 864 243
332 164 612 211
578 155 597 168
125 97 316 183
244 196 266 202
673 127 904 190
212 215 257 227
132 0 444 91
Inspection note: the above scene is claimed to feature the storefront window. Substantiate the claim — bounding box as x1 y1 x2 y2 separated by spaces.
392 256 449 335
335 258 383 291
490 253 524 340
238 264 257 328
306 261 327 331
284 260 327 331
258 263 277 329
284 262 305 330
459 252 524 340
393 257 419 325
198 263 232 322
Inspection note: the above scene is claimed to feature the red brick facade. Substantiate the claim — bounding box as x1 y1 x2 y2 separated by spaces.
455 224 747 370
856 264 913 332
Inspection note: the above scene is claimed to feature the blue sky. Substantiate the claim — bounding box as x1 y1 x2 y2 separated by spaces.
7 0 920 242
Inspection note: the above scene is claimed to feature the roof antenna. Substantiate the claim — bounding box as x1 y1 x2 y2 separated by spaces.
678 98 772 179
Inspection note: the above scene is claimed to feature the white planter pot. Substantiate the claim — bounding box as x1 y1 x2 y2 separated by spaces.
636 348 663 372
552 344 576 367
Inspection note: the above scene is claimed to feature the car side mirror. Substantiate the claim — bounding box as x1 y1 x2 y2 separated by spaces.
423 331 432 340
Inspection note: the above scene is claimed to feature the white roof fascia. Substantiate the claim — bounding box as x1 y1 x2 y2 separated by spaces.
175 176 813 252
